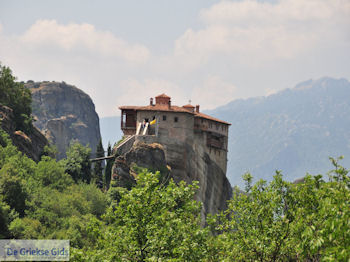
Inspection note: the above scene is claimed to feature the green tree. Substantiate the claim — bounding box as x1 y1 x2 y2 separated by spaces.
0 64 33 133
72 169 208 261
104 142 114 189
210 172 296 261
289 157 350 261
92 138 104 188
0 197 16 238
35 156 73 191
63 141 92 183
210 158 350 261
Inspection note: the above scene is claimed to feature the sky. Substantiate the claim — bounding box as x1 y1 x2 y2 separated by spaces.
0 0 349 117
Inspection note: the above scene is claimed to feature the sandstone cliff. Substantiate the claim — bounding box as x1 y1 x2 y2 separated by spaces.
0 104 48 161
25 81 101 159
112 136 232 219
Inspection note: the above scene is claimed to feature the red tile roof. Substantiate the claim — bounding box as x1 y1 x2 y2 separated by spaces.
194 112 231 125
155 93 170 98
119 104 193 114
182 104 195 108
119 105 230 125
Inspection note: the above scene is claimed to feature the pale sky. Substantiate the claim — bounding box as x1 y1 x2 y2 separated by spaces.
1 0 349 117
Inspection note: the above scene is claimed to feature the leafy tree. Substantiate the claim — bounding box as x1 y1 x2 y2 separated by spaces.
0 64 33 133
41 144 58 159
72 169 209 261
92 138 104 188
210 158 350 261
63 141 92 183
35 156 73 191
0 197 16 238
289 157 350 261
0 166 28 217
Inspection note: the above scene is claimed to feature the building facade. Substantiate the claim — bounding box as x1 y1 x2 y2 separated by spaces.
119 94 230 173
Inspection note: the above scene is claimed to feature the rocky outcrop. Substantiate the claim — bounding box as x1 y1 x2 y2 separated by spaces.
154 135 232 219
25 81 101 159
112 142 168 189
0 104 48 161
112 136 232 220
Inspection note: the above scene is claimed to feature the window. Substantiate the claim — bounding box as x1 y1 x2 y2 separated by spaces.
163 115 167 121
209 122 212 128
174 117 178 122
201 119 204 123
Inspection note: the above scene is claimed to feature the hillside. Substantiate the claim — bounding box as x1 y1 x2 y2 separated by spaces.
208 77 350 187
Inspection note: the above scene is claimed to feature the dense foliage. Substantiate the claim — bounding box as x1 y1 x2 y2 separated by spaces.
209 162 350 261
63 141 92 183
0 64 33 133
0 129 108 247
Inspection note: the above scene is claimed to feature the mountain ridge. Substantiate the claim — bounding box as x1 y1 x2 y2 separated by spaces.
207 77 350 187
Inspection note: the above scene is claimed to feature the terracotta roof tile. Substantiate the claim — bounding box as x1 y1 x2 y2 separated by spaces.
155 93 170 98
182 104 195 108
119 105 193 114
194 112 231 125
119 103 231 125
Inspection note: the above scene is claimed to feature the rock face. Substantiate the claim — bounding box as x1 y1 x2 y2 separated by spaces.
0 104 48 161
112 142 168 189
112 136 232 220
25 81 101 159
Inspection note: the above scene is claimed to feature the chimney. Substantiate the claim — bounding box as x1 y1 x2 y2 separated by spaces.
168 99 171 108
150 97 154 106
195 105 200 113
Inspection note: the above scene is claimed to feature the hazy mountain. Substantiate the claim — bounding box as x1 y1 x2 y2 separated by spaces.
208 77 350 187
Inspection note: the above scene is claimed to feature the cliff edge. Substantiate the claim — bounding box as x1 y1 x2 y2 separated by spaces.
25 81 101 159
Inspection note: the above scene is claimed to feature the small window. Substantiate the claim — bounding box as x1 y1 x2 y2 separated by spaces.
174 117 178 122
209 123 212 128
163 115 167 121
201 119 204 123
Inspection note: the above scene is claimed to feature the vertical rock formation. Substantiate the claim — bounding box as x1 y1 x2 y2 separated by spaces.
134 135 232 219
25 81 101 159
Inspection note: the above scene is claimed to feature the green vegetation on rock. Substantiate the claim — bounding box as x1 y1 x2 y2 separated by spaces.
0 64 33 133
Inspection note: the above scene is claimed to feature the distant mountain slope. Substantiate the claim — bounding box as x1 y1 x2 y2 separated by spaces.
208 77 350 187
